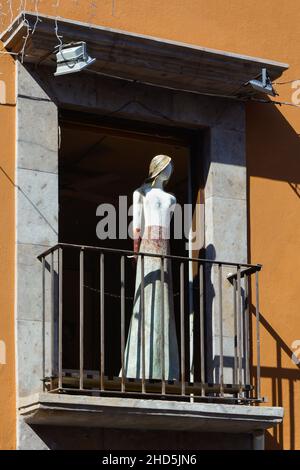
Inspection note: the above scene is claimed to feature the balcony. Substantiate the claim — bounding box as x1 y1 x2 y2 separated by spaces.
36 242 264 399
18 242 284 437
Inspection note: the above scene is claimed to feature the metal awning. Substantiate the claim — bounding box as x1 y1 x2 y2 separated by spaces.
1 12 288 99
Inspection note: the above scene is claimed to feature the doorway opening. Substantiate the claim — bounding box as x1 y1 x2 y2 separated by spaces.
58 110 202 378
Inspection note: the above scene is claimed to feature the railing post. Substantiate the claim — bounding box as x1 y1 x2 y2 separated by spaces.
218 263 224 396
79 248 84 390
233 277 238 387
255 270 261 400
42 256 46 391
120 255 125 393
180 262 185 396
189 259 194 383
100 252 105 391
58 247 63 390
141 255 146 393
161 256 165 395
237 266 243 397
244 274 250 390
199 263 205 396
50 251 55 390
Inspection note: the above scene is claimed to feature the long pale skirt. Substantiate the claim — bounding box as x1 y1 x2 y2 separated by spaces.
123 226 179 380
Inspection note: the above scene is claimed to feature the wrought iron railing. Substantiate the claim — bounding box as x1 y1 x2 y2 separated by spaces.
38 243 262 404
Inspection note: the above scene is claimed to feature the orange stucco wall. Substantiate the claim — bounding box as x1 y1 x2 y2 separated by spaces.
0 52 16 450
0 0 299 449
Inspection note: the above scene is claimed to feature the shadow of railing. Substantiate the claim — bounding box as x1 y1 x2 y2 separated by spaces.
250 306 300 450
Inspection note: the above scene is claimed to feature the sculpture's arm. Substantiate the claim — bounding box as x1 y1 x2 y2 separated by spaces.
132 190 143 261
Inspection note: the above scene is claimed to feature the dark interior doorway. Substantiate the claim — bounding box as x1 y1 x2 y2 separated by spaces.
58 110 200 376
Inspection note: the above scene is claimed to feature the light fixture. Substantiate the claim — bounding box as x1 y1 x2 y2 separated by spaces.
247 68 277 96
54 41 96 77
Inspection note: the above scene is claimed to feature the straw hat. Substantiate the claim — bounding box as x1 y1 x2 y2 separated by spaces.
145 154 172 182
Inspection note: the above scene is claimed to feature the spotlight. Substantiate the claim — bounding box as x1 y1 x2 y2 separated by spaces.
54 41 96 77
247 68 277 96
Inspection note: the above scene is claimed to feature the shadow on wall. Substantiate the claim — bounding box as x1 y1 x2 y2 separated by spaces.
246 101 300 185
250 307 300 450
247 102 300 450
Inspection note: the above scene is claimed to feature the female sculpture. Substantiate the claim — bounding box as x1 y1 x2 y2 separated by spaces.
123 155 179 380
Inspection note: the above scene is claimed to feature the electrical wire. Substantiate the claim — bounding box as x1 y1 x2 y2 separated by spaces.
0 2 6 30
54 17 63 50
52 0 63 51
250 97 300 108
85 66 300 109
273 79 300 85
6 0 13 30
31 0 41 35
20 11 30 63
0 50 18 55
92 98 172 123
86 66 248 102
